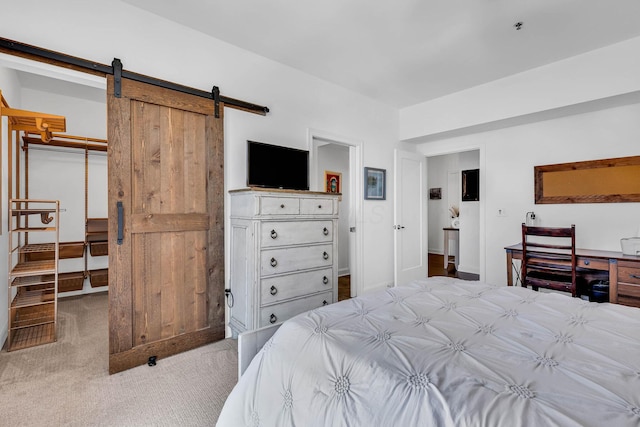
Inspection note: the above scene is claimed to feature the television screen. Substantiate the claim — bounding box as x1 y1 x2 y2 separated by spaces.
247 140 309 190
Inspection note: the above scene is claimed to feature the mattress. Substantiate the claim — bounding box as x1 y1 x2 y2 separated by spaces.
217 277 640 427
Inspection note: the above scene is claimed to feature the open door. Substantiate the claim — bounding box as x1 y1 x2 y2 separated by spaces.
394 150 427 286
107 76 225 374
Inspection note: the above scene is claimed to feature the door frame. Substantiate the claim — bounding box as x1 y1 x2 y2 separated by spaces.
308 128 363 298
420 144 486 281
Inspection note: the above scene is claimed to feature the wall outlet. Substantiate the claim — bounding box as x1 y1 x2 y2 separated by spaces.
497 208 507 217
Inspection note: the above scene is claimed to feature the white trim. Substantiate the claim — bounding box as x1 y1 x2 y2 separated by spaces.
0 52 106 89
308 128 364 298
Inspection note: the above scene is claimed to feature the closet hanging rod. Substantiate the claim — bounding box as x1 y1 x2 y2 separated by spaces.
23 135 107 152
48 133 107 144
0 37 270 115
22 144 107 156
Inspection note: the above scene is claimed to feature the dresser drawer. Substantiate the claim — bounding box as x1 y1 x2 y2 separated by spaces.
259 291 332 327
261 268 333 305
261 244 333 276
300 198 335 215
261 221 333 248
618 262 640 285
260 197 300 215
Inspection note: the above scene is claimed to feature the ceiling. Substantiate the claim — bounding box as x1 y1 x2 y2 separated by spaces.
121 0 640 108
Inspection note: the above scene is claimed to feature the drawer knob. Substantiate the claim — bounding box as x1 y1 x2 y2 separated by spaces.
280 204 285 209
323 276 329 285
323 251 329 260
270 313 278 324
323 227 329 236
631 274 640 279
584 260 590 266
270 229 278 239
318 205 322 209
322 300 328 306
270 257 278 267
270 285 278 295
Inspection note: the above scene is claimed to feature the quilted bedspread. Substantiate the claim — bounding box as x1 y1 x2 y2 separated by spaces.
217 277 640 427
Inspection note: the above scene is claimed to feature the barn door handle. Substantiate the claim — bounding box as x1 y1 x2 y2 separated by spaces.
117 201 124 245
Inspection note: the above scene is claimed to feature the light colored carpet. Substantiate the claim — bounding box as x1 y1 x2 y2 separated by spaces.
0 293 238 427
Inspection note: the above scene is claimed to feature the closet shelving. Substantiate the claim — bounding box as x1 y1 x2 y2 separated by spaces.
22 132 109 294
7 199 60 351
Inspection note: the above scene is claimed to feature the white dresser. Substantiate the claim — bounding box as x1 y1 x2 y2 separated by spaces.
228 188 339 336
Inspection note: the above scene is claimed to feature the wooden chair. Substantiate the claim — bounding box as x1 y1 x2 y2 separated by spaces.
521 223 578 297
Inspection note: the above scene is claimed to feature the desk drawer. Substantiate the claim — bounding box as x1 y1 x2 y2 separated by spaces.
617 283 640 308
618 262 640 285
577 257 608 271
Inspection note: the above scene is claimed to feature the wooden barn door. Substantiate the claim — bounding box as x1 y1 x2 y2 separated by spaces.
106 76 225 374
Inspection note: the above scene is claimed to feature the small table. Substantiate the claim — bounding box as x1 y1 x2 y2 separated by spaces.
443 227 459 270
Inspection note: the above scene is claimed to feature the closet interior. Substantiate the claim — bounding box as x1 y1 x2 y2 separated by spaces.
2 86 108 351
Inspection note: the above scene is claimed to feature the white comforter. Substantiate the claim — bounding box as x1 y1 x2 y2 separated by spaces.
217 277 640 427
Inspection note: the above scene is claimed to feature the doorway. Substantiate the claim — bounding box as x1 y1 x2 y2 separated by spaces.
426 149 482 280
309 130 363 299
0 55 110 351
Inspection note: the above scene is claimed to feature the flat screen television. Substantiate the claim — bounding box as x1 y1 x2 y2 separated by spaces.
247 140 309 190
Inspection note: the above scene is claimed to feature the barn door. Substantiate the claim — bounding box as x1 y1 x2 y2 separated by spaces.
107 76 225 374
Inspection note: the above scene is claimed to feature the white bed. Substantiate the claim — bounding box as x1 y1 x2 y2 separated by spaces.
217 277 640 427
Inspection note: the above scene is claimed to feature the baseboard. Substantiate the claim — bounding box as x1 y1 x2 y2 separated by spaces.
428 249 444 255
338 268 350 277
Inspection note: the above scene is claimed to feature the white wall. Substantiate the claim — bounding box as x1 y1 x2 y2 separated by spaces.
317 143 350 276
0 0 402 340
0 67 21 347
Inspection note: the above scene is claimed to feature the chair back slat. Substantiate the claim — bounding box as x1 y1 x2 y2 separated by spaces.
521 223 578 297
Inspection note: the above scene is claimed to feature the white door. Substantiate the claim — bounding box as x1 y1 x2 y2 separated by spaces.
394 150 427 286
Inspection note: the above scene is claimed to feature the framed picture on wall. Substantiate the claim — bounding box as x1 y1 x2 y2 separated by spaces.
364 167 386 200
462 169 479 201
429 187 442 200
324 170 342 194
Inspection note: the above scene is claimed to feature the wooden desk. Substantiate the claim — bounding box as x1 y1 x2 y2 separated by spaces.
444 228 459 270
505 243 640 307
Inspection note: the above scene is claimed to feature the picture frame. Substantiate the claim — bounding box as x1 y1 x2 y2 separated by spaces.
364 167 386 200
324 170 342 194
429 187 442 200
461 169 479 201
535 155 640 204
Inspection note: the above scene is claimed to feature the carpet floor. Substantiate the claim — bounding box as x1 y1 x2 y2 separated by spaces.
0 293 238 426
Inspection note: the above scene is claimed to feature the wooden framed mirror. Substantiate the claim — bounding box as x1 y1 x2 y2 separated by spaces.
535 155 640 204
